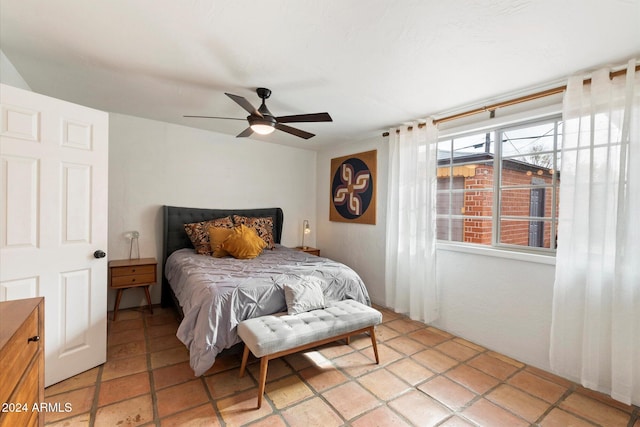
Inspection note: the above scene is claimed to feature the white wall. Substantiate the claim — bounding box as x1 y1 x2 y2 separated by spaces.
317 135 557 371
108 113 317 310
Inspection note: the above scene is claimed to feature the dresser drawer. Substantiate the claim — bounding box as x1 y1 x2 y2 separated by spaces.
0 356 39 427
111 272 156 288
111 264 155 277
0 307 39 408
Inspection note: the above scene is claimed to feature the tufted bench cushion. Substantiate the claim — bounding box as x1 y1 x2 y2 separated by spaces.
237 299 382 408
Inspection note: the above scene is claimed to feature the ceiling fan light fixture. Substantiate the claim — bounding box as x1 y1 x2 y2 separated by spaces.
250 123 276 135
248 116 276 135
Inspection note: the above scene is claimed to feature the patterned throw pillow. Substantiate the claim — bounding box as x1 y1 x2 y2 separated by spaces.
232 215 275 249
184 216 234 255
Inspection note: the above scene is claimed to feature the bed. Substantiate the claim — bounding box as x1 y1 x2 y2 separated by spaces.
161 205 372 376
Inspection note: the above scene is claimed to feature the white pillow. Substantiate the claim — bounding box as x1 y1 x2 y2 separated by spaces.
283 279 326 315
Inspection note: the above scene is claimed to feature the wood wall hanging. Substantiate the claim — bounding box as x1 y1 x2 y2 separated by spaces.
330 150 376 224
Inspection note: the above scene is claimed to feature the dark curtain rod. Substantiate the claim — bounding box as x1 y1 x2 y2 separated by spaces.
382 64 639 137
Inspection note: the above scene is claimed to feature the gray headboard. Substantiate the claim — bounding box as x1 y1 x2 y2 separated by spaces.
161 205 284 310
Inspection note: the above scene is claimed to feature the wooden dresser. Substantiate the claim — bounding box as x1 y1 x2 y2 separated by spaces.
0 297 44 427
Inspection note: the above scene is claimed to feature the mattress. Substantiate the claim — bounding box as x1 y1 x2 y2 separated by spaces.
164 245 371 375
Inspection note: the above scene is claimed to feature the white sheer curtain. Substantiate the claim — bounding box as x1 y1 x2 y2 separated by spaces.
385 120 439 323
550 59 640 405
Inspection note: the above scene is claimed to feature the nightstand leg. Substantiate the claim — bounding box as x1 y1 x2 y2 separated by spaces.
113 289 123 321
144 285 153 315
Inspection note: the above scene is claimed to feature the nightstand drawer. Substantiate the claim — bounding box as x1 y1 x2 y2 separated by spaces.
111 265 156 277
111 272 156 287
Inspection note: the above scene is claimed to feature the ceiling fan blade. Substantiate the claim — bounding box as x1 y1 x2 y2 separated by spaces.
275 123 315 139
225 93 262 117
183 115 246 121
275 112 333 123
236 127 254 138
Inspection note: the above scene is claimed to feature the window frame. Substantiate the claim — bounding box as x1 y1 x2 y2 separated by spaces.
435 113 562 256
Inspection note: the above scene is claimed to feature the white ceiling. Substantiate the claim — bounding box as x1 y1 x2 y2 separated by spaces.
1 0 639 148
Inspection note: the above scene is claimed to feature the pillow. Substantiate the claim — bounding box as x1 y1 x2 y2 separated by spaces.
221 225 267 259
208 226 234 257
283 279 326 315
184 216 234 255
232 215 275 249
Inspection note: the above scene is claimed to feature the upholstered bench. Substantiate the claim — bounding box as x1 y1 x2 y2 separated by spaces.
237 299 382 408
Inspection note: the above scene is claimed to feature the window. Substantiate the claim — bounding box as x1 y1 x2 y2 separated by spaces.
436 116 562 253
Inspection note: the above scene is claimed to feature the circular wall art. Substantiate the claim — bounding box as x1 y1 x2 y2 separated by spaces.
329 150 376 224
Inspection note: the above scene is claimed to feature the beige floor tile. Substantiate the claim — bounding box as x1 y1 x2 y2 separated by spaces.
539 408 597 427
101 354 148 381
386 358 435 386
202 352 242 375
452 337 485 352
280 397 343 427
358 368 411 400
559 392 631 427
148 334 184 353
418 375 476 410
316 340 356 359
283 352 316 371
155 379 209 418
146 312 180 327
364 342 403 365
407 328 450 347
44 386 95 424
351 405 413 427
446 364 501 394
107 328 146 346
153 361 198 390
333 350 382 377
205 369 256 399
246 358 293 383
109 317 144 334
348 332 375 350
150 345 190 369
265 375 314 409
463 398 529 427
246 414 287 427
525 365 574 388
507 370 567 403
94 394 153 427
43 412 91 426
435 340 480 361
216 389 274 425
486 350 525 368
467 353 520 380
159 403 221 427
98 371 150 407
385 318 425 334
388 389 452 426
107 340 147 360
44 367 99 397
385 335 427 356
412 349 459 373
374 324 401 342
299 364 349 392
438 415 477 426
322 381 382 420
148 322 181 338
574 386 635 413
486 384 549 423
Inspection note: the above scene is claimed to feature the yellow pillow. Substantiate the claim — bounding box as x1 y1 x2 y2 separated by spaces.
208 226 234 257
221 225 267 259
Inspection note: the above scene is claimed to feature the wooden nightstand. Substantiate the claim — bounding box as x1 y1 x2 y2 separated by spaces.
294 246 320 256
108 258 157 321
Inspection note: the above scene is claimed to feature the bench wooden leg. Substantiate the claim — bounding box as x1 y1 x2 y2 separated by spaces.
369 326 380 364
257 356 269 409
239 345 250 377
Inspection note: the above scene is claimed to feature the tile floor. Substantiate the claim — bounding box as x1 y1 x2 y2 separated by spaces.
44 305 640 427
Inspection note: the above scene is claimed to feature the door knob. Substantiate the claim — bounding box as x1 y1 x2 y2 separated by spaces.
93 250 106 259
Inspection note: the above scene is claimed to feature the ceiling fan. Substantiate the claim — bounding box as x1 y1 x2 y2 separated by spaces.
184 87 332 140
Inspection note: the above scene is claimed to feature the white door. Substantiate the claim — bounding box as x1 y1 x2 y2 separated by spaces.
0 83 108 386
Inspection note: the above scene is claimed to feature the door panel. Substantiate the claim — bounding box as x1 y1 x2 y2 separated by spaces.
0 83 108 386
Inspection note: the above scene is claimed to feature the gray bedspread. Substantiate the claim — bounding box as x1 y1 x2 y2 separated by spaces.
164 245 371 376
